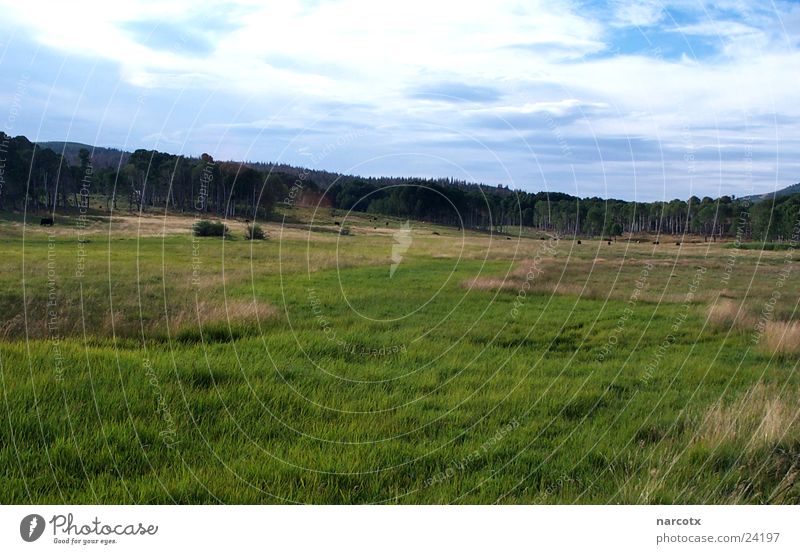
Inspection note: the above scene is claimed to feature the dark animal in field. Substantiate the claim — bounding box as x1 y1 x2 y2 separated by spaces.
334 221 340 226
577 240 581 244
40 217 54 226
432 231 440 235
653 241 659 245
676 241 681 245
607 240 611 245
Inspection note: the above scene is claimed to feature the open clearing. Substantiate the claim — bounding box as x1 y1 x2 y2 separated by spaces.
1 208 799 503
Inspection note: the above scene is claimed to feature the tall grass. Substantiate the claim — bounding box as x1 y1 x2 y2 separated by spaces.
1 212 799 503
763 321 800 356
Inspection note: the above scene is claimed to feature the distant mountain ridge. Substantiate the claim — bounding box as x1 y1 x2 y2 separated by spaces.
740 183 800 202
28 141 800 202
36 140 508 197
31 138 798 203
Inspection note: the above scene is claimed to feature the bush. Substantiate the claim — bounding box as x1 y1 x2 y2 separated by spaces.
192 220 229 237
245 223 266 240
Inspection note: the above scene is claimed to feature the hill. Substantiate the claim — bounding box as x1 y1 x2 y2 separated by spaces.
0 133 796 240
741 182 800 202
36 140 130 169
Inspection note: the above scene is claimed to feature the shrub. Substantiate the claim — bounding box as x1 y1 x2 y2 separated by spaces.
339 226 351 236
245 223 266 240
192 220 228 237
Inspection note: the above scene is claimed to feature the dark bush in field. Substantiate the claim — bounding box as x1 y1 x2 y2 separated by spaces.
192 220 229 237
245 223 266 240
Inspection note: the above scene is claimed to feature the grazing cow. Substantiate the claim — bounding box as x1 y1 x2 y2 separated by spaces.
40 217 54 226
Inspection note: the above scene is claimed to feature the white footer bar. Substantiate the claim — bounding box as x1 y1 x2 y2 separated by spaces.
2 505 797 553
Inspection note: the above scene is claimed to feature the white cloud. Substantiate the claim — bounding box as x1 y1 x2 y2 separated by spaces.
0 0 797 199
672 20 761 37
0 0 605 95
611 0 664 27
475 99 610 118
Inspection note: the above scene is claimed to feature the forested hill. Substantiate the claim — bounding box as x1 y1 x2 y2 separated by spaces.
36 141 131 169
741 183 800 203
1 132 799 241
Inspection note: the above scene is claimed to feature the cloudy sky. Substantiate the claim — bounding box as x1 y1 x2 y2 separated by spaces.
0 0 798 200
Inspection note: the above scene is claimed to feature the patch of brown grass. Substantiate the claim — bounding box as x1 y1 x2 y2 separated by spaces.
553 282 590 296
461 276 519 291
695 383 798 452
707 300 800 355
762 320 800 356
508 258 558 278
166 299 277 331
92 299 277 338
707 299 741 327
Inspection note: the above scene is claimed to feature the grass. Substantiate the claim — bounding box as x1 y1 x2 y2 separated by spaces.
762 321 800 357
1 209 799 504
725 242 796 251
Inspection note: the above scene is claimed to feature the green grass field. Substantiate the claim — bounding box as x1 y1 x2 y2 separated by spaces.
1 208 799 503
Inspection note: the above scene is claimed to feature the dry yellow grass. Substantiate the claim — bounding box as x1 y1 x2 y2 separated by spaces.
95 299 277 338
508 257 559 278
461 276 519 292
762 320 800 356
695 382 798 452
707 299 746 327
553 282 591 297
707 300 800 355
165 299 276 331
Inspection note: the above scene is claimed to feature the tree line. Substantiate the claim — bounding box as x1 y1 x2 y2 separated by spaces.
0 133 291 219
1 132 798 242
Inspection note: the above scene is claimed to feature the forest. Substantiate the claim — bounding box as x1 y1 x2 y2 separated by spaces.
1 132 798 241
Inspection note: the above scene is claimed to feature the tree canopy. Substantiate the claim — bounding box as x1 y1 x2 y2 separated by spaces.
1 133 798 242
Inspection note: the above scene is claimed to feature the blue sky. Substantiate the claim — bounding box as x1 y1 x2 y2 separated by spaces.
0 0 798 201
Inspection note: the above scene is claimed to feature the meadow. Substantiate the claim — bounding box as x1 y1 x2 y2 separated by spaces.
1 207 798 504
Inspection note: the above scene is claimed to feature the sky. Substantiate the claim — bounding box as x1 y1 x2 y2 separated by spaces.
0 0 798 201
